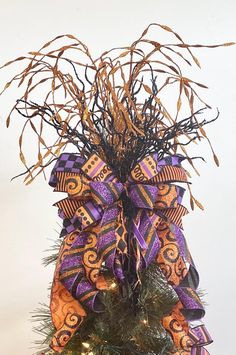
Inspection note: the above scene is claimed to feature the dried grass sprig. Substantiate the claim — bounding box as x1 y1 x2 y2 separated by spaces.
1 23 234 184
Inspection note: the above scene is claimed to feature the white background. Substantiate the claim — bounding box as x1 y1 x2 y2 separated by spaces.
0 1 235 354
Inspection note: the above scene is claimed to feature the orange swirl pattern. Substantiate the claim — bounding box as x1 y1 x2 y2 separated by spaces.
81 229 103 283
162 301 192 353
50 232 87 352
156 222 187 286
156 222 205 352
66 174 91 200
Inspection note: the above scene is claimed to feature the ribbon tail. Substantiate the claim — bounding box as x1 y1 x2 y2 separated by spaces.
133 210 161 269
50 232 87 353
97 202 126 281
157 221 210 353
131 219 148 250
59 226 105 312
171 224 205 321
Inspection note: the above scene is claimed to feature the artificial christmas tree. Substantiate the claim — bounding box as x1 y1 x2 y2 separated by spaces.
1 23 234 354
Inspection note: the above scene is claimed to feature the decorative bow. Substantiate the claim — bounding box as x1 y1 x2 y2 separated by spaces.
48 152 212 354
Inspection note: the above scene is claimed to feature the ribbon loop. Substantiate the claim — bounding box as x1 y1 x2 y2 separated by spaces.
128 183 159 209
75 201 102 230
90 181 124 206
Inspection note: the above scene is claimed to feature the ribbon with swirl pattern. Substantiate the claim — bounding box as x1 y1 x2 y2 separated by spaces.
48 152 212 353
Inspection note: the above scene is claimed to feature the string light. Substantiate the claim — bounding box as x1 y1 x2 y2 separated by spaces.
82 342 90 349
110 281 117 289
142 319 148 325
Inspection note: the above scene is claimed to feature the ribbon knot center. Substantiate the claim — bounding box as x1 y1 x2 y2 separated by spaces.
120 189 136 220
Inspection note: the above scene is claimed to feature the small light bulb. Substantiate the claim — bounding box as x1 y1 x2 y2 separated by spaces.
142 319 148 325
110 281 117 289
82 342 90 349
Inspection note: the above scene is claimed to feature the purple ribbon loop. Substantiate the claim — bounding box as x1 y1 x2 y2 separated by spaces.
90 181 124 206
128 184 159 209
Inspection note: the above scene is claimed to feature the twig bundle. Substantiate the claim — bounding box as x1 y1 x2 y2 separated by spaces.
1 23 233 185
